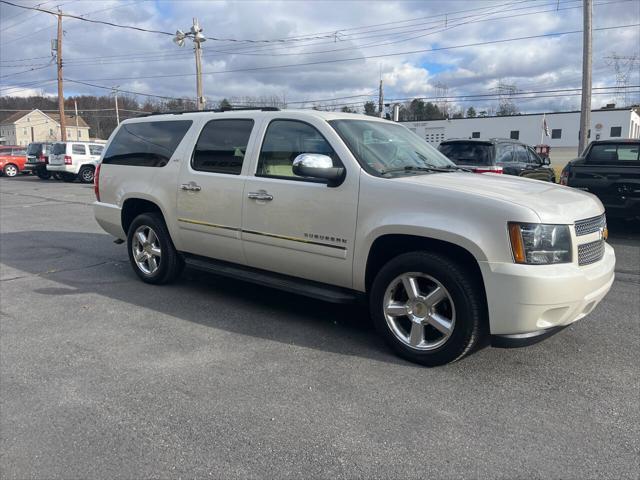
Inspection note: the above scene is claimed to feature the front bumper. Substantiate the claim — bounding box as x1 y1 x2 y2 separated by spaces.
47 164 78 174
479 243 615 336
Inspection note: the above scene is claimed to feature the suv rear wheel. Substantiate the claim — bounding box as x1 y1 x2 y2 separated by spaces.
370 251 485 366
127 213 184 284
78 165 95 183
36 167 51 180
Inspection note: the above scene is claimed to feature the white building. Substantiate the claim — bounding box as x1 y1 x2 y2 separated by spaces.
402 107 640 165
0 109 90 146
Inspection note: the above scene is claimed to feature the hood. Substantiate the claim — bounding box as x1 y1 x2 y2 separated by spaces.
393 172 604 224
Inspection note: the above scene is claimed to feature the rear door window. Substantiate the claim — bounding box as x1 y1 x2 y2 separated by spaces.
72 144 86 155
192 119 254 175
103 120 192 167
438 142 493 166
513 145 529 163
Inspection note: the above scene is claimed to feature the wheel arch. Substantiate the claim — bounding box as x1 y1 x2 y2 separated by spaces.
121 197 165 235
3 162 19 174
363 233 487 302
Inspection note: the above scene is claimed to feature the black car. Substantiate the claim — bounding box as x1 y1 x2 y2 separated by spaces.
25 142 53 179
438 138 556 182
561 140 640 219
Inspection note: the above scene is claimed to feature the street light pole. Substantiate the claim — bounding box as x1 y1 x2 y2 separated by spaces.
578 0 593 155
194 28 204 110
173 18 207 110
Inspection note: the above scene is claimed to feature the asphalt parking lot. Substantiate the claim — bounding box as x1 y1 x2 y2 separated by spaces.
1 175 638 479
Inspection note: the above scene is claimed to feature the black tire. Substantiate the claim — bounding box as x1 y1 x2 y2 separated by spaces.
370 251 485 366
78 165 95 183
127 213 184 285
36 167 51 180
2 163 19 177
61 172 76 182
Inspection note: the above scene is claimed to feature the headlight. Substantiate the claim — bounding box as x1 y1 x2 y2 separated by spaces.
508 223 572 264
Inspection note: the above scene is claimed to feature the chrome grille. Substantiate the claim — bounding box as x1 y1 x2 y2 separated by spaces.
578 240 605 266
575 214 606 236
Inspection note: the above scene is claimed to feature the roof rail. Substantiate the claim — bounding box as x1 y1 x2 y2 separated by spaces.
138 106 280 117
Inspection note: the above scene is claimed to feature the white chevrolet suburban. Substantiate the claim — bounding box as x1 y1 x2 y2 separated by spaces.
93 109 615 366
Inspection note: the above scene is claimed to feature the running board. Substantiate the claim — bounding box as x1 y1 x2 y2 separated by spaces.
183 254 361 304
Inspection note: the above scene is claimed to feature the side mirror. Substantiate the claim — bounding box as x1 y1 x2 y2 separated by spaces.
541 156 551 165
292 153 345 187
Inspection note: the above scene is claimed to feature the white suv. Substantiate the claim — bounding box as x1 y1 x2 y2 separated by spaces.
47 141 104 183
93 109 615 366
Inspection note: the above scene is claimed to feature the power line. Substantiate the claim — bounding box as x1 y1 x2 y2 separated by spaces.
52 0 577 65
0 0 174 36
0 62 53 79
68 23 640 83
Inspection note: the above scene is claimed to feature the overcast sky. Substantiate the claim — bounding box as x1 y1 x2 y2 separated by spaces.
1 0 639 114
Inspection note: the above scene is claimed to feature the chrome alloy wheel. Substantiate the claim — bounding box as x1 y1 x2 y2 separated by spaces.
80 168 94 182
4 164 18 177
382 273 456 351
131 225 162 275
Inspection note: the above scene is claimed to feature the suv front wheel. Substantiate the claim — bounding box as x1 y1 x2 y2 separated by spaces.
370 251 485 366
127 213 184 284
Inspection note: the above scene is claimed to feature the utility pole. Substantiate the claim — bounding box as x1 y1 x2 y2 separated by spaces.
113 87 120 125
173 18 207 110
378 79 384 118
578 0 592 155
56 9 66 141
74 100 79 140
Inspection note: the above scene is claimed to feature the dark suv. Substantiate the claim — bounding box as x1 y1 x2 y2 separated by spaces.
438 138 556 182
25 142 53 179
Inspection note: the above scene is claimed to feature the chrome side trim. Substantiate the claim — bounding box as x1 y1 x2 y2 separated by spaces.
177 218 348 251
177 218 239 231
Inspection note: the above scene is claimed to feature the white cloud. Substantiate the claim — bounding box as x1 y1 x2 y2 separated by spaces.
1 0 638 112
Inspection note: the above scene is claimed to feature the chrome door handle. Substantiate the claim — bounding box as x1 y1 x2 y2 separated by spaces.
180 183 201 192
248 191 273 201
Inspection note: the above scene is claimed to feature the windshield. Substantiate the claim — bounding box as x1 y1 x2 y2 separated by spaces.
438 142 493 166
329 120 455 176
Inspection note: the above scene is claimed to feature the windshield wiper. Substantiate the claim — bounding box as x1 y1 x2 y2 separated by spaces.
443 164 473 172
380 165 459 175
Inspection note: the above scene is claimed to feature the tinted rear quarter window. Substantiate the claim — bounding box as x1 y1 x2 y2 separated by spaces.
103 120 192 167
89 145 104 155
192 119 254 175
438 142 493 165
